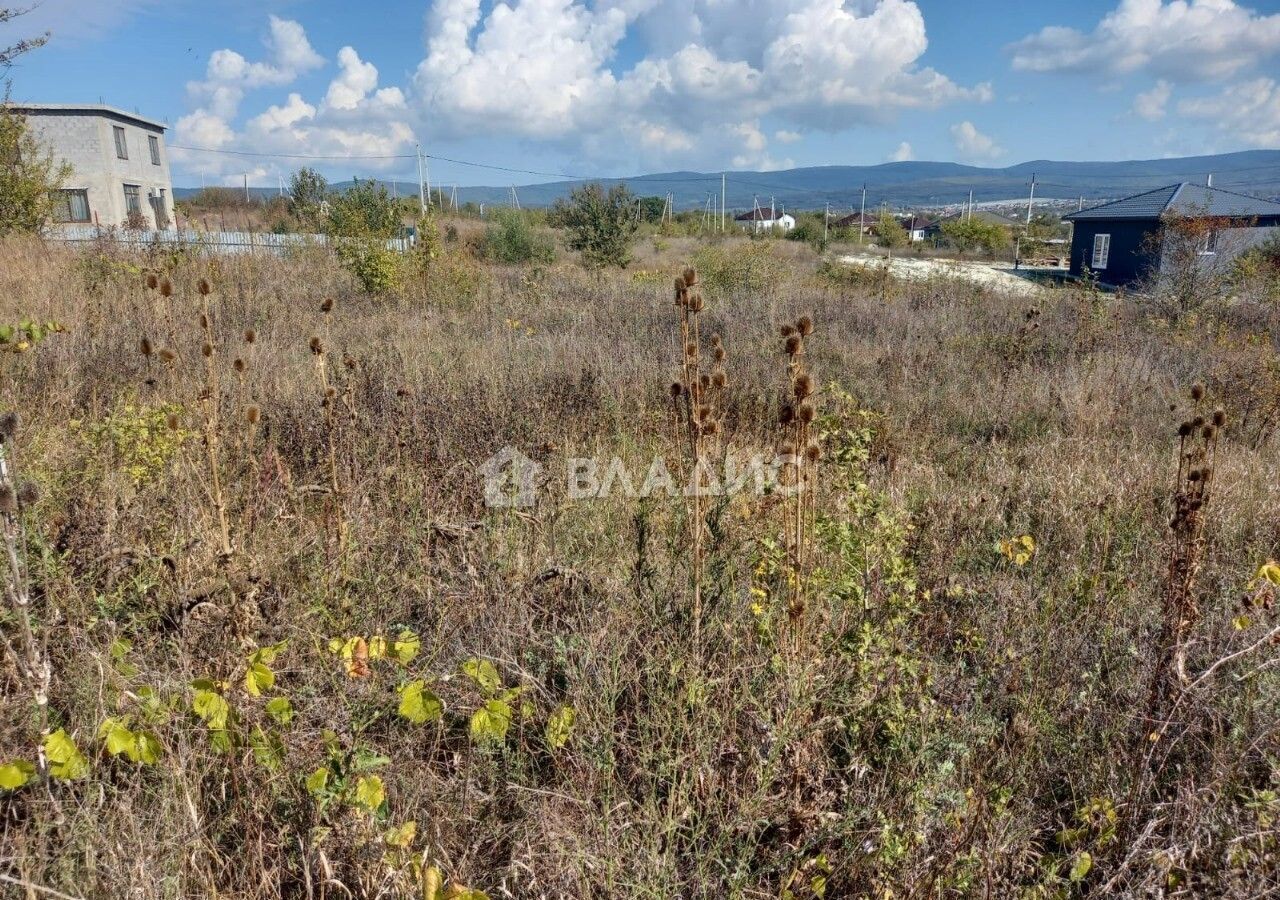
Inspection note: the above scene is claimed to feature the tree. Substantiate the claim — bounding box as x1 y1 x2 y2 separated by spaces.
553 182 639 269
288 167 329 232
940 217 1009 256
873 210 906 249
638 195 667 223
0 100 70 236
326 178 400 239
1 7 49 71
481 209 555 264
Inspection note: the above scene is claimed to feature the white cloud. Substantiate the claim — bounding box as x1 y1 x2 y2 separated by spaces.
774 130 802 144
1008 0 1280 82
949 121 1003 162
324 47 380 111
1179 78 1280 147
1132 79 1172 120
889 141 914 161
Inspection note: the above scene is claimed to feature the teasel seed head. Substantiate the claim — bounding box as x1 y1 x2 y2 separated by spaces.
673 276 686 294
696 404 712 423
244 328 257 344
325 386 338 400
796 315 814 337
670 381 683 398
0 411 17 441
710 333 722 348
159 348 177 364
779 404 795 426
16 480 39 507
702 420 719 436
793 373 814 400
166 413 180 431
780 324 797 338
1190 382 1205 402
1213 407 1226 427
201 342 214 358
145 273 159 290
699 374 711 390
200 313 210 330
196 278 210 296
685 342 697 358
246 405 261 425
798 403 815 424
310 336 324 355
682 267 698 287
1177 421 1192 438
1188 468 1202 482
140 337 154 357
785 335 802 356
320 297 334 314
1200 466 1213 484
713 346 726 362
780 440 797 457
689 293 704 313
804 443 822 463
0 485 15 515
159 278 173 297
343 354 357 371
1192 415 1205 428
233 358 246 373
1202 424 1217 441
712 371 727 389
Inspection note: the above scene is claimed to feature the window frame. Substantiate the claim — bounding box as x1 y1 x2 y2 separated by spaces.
113 125 129 160
1200 229 1218 255
1091 232 1111 270
51 189 91 224
123 183 142 216
148 134 161 166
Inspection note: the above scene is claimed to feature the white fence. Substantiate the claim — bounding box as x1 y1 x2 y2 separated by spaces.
47 225 413 256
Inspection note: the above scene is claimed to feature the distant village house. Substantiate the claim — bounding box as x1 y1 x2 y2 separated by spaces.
735 207 796 233
14 104 175 229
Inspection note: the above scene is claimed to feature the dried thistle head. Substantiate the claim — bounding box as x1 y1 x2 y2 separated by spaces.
713 346 726 362
0 485 15 515
689 294 704 313
702 420 719 436
779 404 795 426
712 371 727 389
1177 421 1192 438
804 443 822 463
200 313 210 330
159 348 177 364
159 279 173 298
699 374 711 390
197 278 211 296
1213 407 1226 427
246 405 261 425
670 381 684 399
1191 382 1205 402
320 297 334 314
780 324 797 338
685 342 697 358
793 373 814 400
140 337 154 357
682 267 698 287
166 413 181 431
796 315 814 337
0 411 18 441
201 342 214 358
673 276 686 295
310 336 324 355
798 403 815 424
785 335 802 356
244 328 257 344
233 358 246 373
145 273 159 290
1202 424 1217 441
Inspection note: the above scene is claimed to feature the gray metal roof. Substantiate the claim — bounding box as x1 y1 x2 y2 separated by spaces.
9 103 167 131
1065 183 1280 221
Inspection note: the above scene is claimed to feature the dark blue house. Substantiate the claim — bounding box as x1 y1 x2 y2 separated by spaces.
1064 183 1280 289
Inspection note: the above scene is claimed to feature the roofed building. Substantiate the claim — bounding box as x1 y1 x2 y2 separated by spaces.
11 103 175 229
1063 183 1280 289
735 207 795 233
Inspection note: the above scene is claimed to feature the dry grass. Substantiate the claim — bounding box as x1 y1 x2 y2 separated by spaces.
1 234 1279 898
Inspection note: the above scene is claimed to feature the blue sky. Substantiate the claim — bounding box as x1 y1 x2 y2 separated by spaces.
6 0 1280 188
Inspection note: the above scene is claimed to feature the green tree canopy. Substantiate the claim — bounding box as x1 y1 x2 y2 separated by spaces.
552 182 640 269
0 101 70 236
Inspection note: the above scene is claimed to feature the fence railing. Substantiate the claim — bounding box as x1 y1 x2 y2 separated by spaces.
46 225 413 256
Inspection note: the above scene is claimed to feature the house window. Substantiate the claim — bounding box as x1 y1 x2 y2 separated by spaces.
148 135 161 166
1201 230 1218 254
1091 233 1111 269
51 189 91 223
123 183 142 215
114 125 128 159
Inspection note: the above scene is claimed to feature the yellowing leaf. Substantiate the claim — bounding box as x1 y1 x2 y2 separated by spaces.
0 760 36 790
383 819 416 848
469 699 512 745
99 717 136 758
398 680 443 725
342 637 371 678
1069 851 1093 882
460 658 501 695
192 688 230 730
44 729 90 781
266 696 294 725
305 767 329 795
368 635 388 660
1256 561 1280 587
393 630 421 664
354 774 385 812
545 705 576 750
245 661 275 697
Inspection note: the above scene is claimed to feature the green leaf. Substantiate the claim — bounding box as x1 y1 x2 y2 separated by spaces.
134 731 162 765
469 699 512 745
245 661 275 697
461 658 501 695
397 680 443 725
192 688 230 729
305 767 329 795
250 726 283 770
44 729 90 781
392 629 420 664
545 704 576 750
383 819 416 848
353 774 385 812
0 760 36 790
265 696 294 725
1069 851 1093 883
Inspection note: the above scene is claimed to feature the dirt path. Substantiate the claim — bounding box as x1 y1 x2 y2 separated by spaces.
837 253 1058 296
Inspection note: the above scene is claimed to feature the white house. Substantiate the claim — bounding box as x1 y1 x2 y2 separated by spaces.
13 104 175 229
735 207 796 233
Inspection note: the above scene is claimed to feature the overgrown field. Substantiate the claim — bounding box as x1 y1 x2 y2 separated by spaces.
1 235 1279 898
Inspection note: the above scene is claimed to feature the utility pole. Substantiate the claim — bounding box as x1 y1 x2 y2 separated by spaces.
824 201 829 242
416 144 427 216
721 172 726 233
510 185 520 209
451 185 458 211
968 189 973 221
1026 172 1036 226
243 173 249 203
1078 196 1084 211
858 183 867 245
1207 173 1213 187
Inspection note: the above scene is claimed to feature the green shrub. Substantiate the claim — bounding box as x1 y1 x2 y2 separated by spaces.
692 241 785 294
482 209 556 264
337 241 403 294
551 182 638 269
